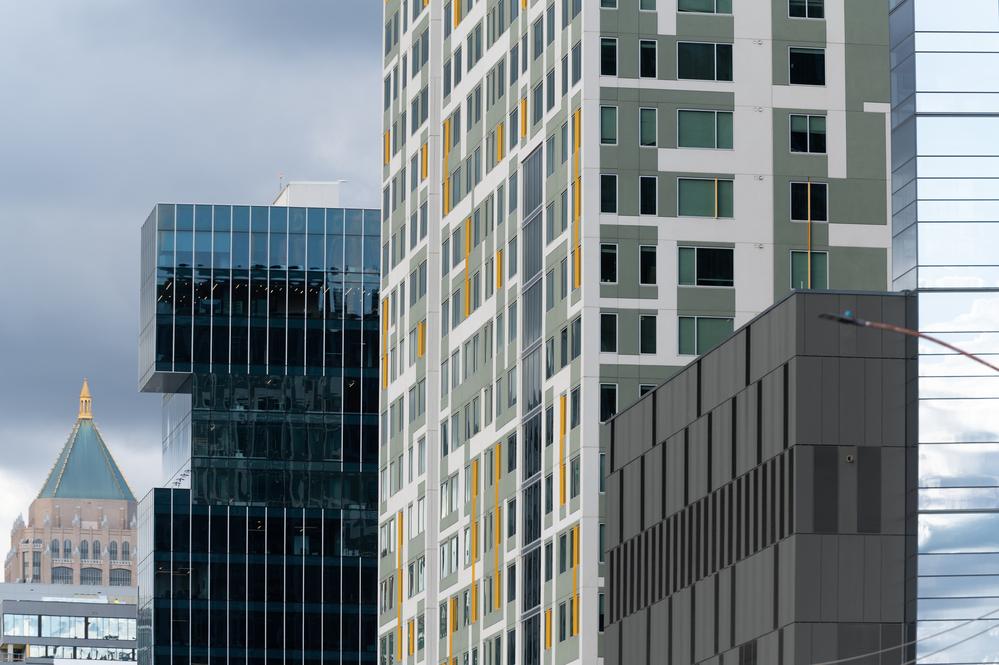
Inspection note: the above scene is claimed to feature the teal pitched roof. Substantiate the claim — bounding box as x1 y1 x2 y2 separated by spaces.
38 419 135 502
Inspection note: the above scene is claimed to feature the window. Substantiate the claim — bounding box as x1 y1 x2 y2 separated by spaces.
790 181 828 222
639 384 656 397
639 108 657 147
790 114 826 153
790 250 829 289
599 384 618 421
600 174 617 213
600 0 617 6
508 499 517 537
600 244 617 283
640 315 657 353
789 0 824 18
570 387 580 427
600 313 617 352
679 0 731 12
678 178 733 217
677 42 732 81
641 0 656 7
678 246 735 287
600 106 617 145
640 246 657 285
640 176 657 215
789 47 825 85
639 39 657 78
600 38 617 76
678 316 734 355
533 17 544 58
678 110 733 149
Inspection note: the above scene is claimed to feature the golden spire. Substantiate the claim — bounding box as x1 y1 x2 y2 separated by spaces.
78 379 92 420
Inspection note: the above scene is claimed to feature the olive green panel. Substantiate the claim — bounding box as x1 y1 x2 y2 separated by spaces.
677 286 735 314
845 44 890 109
845 0 890 47
828 247 888 291
675 13 735 41
829 178 886 226
846 111 888 181
771 0 826 44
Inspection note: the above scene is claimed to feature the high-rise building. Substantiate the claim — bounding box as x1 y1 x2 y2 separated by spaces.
603 290 916 664
379 0 892 663
890 1 999 661
4 381 137 588
137 195 381 665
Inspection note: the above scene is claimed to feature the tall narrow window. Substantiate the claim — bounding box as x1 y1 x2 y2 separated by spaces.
600 174 618 213
640 176 658 215
599 384 618 421
640 315 657 354
639 246 657 285
600 38 618 76
677 42 732 81
600 244 618 283
639 108 658 147
790 182 828 222
678 110 733 149
790 250 829 289
789 114 826 153
600 106 618 145
677 178 734 218
600 313 617 352
639 39 657 78
789 48 825 85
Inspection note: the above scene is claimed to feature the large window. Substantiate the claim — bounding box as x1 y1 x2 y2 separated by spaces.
678 178 734 218
639 39 657 78
790 181 828 221
677 42 732 81
51 567 72 584
600 174 618 213
600 37 618 76
678 246 734 286
640 315 657 354
790 114 826 153
110 569 132 587
639 108 658 147
600 244 617 283
600 106 618 144
678 110 733 149
640 176 658 215
790 250 829 289
789 0 824 18
678 317 734 355
640 246 657 285
789 47 825 85
679 0 731 12
80 568 102 585
600 313 617 352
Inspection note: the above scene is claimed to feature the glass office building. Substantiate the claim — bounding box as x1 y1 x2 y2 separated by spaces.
891 1 999 661
137 203 380 665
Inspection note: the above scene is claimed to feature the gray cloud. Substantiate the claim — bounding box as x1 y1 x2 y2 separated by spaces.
0 1 383 533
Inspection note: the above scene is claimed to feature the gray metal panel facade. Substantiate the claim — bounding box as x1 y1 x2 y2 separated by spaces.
604 290 916 665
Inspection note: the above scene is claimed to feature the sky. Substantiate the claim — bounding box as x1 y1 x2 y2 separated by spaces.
0 1 382 539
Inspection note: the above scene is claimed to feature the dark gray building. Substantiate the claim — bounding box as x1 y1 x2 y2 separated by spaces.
604 291 916 665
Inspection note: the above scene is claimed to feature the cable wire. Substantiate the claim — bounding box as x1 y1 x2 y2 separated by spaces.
808 607 999 665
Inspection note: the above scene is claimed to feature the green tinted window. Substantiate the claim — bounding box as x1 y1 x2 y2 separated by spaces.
697 318 733 354
600 106 617 144
678 247 696 285
640 108 657 147
717 180 733 217
640 0 656 8
790 251 828 289
678 317 696 355
678 110 716 148
678 179 715 217
716 112 733 148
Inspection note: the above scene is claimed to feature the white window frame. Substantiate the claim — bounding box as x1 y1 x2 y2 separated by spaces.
639 107 658 148
600 243 619 284
599 105 618 146
789 180 829 222
639 175 658 216
639 245 658 286
787 46 826 87
639 314 658 354
639 39 658 78
788 113 827 154
789 249 830 289
676 108 733 150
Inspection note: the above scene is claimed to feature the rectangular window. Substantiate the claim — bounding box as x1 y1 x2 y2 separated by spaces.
547 69 556 110
790 181 828 222
790 114 826 153
572 42 582 83
533 17 544 58
570 387 580 427
600 244 617 283
600 37 617 76
639 39 657 78
600 0 617 6
789 47 825 85
677 178 733 218
600 313 617 352
677 42 732 81
640 246 657 285
790 250 829 289
678 110 733 149
677 246 735 287
679 0 732 12
532 82 543 125
640 176 658 215
600 106 617 145
600 174 618 213
640 315 657 354
599 384 617 421
678 316 734 355
639 108 657 147
570 457 580 498
789 0 824 18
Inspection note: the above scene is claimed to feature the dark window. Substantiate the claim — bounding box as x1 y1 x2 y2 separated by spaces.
640 176 657 215
600 384 617 421
677 42 732 81
790 114 826 153
640 315 657 354
640 246 657 285
790 182 828 221
600 244 617 283
789 0 824 18
640 39 657 77
678 246 735 287
600 174 617 213
789 48 825 85
600 38 617 76
600 313 617 352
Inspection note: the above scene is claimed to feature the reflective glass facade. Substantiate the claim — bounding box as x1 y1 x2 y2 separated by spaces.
138 203 380 664
891 1 999 661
